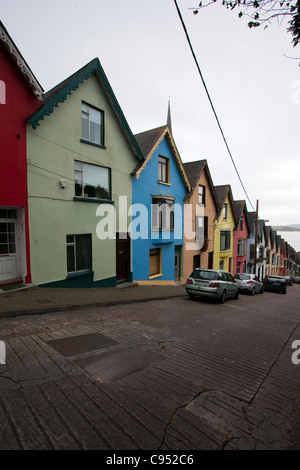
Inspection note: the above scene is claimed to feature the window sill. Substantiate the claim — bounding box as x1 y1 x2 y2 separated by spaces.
74 197 114 204
158 181 171 186
67 270 94 280
80 139 106 149
149 273 163 280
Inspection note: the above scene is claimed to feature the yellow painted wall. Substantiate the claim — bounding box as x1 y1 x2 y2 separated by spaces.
213 196 235 272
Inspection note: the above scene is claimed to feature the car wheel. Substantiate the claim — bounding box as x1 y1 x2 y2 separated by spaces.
250 288 255 296
259 287 264 294
219 290 226 303
283 289 287 294
234 289 239 300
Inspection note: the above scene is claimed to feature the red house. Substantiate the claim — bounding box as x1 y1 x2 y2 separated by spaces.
233 200 250 276
0 21 43 285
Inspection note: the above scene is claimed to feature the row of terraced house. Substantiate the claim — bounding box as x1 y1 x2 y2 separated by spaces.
1 22 299 289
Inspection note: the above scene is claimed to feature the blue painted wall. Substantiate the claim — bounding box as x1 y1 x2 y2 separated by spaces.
132 134 187 282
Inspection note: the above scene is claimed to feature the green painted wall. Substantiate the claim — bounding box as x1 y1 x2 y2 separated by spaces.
27 73 138 286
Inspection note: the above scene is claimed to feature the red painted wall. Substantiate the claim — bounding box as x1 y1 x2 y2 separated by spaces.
233 208 249 275
0 45 41 282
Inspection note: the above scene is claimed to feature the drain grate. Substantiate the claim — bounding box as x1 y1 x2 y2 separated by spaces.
47 333 118 357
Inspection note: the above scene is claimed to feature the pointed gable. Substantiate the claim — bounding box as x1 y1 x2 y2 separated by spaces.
234 200 250 233
214 184 238 224
27 57 143 161
133 125 190 191
0 21 43 100
183 159 219 211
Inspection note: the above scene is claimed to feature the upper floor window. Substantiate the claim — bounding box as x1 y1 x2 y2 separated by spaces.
220 230 231 251
239 215 243 231
223 203 228 220
198 185 205 205
81 102 104 146
75 161 111 200
158 156 169 184
152 197 174 230
237 239 246 256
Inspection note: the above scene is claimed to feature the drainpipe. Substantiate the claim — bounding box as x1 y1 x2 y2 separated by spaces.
254 200 259 275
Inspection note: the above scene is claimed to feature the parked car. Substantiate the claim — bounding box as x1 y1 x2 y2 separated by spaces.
283 275 293 286
186 268 239 303
234 273 264 295
262 275 287 294
293 276 300 284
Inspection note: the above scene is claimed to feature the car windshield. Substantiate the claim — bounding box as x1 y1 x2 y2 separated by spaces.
190 270 217 281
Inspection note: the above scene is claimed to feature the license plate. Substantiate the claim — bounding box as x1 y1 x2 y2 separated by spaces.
273 283 280 285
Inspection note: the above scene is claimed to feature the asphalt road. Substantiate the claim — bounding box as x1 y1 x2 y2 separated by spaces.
0 286 299 452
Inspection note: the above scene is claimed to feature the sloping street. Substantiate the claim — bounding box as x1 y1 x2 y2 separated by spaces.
0 286 299 451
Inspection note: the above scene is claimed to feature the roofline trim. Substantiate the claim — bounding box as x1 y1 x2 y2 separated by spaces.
28 58 143 161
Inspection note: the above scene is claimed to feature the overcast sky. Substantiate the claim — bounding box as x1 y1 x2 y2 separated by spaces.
1 0 299 227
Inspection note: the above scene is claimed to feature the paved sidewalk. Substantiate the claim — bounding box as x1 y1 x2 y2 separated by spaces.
0 283 186 318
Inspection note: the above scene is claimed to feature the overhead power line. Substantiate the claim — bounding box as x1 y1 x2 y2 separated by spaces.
173 0 256 212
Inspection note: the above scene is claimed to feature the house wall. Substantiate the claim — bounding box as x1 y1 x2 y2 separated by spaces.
213 196 235 273
132 136 187 284
0 46 41 283
232 208 248 275
183 169 216 280
27 73 138 286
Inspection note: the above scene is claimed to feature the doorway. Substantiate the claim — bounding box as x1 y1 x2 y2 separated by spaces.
116 233 130 283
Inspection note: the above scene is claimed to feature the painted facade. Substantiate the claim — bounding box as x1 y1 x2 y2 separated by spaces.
132 126 190 285
213 185 238 273
232 201 250 276
26 58 143 287
183 160 219 279
0 21 43 285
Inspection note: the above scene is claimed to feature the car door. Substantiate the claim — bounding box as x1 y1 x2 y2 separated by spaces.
226 272 236 295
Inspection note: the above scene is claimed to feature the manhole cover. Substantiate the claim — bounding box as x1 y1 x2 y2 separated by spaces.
47 333 118 357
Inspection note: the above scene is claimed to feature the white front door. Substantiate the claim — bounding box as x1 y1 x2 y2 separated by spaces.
0 218 18 282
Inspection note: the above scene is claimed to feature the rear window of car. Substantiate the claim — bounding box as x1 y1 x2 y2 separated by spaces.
190 270 217 280
237 274 251 280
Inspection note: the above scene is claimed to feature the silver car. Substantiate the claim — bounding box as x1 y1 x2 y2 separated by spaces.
234 273 264 295
186 268 239 303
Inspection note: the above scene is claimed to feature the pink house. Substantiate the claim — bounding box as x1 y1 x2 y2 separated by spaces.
233 201 250 276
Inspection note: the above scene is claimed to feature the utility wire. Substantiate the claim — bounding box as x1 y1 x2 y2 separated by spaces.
173 0 256 212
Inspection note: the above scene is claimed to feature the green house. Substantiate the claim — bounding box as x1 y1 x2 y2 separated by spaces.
27 58 143 287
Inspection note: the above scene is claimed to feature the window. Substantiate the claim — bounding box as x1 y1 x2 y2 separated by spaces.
158 156 169 183
238 239 246 256
239 216 243 231
219 260 224 270
75 161 111 200
81 102 104 146
220 230 231 251
0 222 16 255
223 203 228 220
67 234 91 274
149 248 161 277
198 185 205 205
151 197 174 230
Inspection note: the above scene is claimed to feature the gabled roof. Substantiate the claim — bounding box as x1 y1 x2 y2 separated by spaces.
233 200 250 233
183 159 220 212
0 21 43 100
132 125 191 191
27 58 143 161
214 184 238 223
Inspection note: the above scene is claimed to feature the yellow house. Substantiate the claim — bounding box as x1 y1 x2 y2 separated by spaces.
213 185 238 273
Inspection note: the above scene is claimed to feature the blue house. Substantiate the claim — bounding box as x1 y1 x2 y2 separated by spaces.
132 125 190 284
